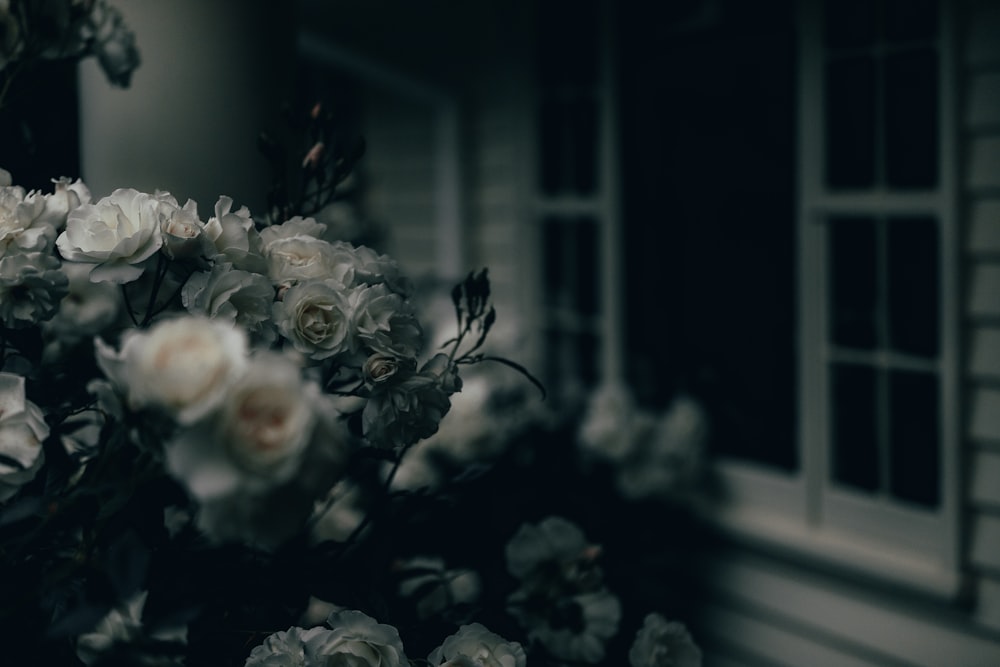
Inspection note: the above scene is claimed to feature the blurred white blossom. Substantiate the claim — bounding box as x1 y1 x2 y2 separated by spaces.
0 373 48 502
75 591 186 666
95 315 247 424
428 622 525 667
628 613 702 667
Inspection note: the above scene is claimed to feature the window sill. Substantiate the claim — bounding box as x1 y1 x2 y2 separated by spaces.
693 500 966 602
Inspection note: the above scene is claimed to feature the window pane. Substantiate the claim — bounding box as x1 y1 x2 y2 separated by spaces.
541 217 598 315
824 0 877 49
829 217 878 349
831 363 880 493
542 217 569 308
571 97 598 195
539 96 598 196
887 217 938 357
884 0 938 42
536 0 598 87
542 330 599 404
575 218 599 316
889 370 940 507
825 56 877 188
884 48 938 188
576 331 599 389
539 99 571 196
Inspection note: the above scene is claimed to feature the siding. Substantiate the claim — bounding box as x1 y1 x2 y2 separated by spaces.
963 0 1000 634
360 93 439 280
464 57 543 363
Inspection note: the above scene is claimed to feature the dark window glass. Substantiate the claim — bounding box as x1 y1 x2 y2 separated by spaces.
887 217 938 356
541 217 598 315
889 370 940 507
542 329 599 404
619 0 796 471
542 217 569 309
575 218 599 316
831 363 880 493
824 0 877 49
543 329 568 400
825 56 877 188
576 331 600 389
539 96 598 196
539 99 571 196
829 217 878 349
884 0 938 42
571 96 598 195
536 0 598 87
884 48 938 188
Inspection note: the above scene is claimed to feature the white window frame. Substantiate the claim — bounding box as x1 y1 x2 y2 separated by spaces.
523 0 624 402
704 0 962 599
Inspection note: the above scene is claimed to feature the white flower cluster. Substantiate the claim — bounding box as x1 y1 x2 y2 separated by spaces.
0 0 140 87
578 383 708 503
246 609 525 667
0 168 463 549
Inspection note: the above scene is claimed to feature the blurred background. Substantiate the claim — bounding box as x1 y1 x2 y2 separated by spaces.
7 0 1000 663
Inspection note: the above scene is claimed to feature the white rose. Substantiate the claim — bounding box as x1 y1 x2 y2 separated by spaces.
245 626 328 667
0 373 48 502
44 261 120 342
323 240 413 296
265 236 348 288
628 613 702 667
272 279 359 360
312 610 408 667
96 315 247 424
578 382 640 462
259 215 328 249
165 352 317 497
0 184 55 257
353 284 423 359
167 358 355 547
202 196 267 274
160 198 211 260
0 251 69 328
181 262 275 342
248 612 407 667
362 353 458 450
428 623 525 667
615 394 707 502
38 176 92 232
362 353 414 388
56 188 167 283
